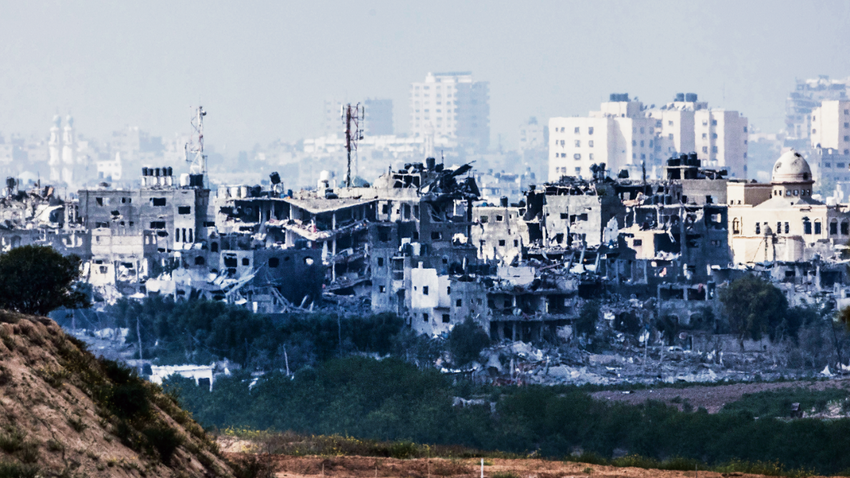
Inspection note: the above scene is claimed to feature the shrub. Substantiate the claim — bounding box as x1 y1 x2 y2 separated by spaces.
142 425 184 465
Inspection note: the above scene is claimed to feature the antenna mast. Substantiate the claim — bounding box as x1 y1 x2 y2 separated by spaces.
342 103 364 188
185 106 208 186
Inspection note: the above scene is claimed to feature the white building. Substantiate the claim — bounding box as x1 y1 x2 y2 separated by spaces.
518 117 545 152
550 93 748 181
409 72 490 151
548 94 655 181
809 100 850 189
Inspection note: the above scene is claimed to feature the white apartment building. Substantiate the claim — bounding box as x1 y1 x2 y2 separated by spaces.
549 95 654 181
409 72 490 151
811 100 850 153
550 93 748 181
809 100 850 186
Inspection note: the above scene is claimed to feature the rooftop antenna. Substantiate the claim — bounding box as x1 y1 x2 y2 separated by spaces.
184 106 208 187
441 149 444 165
342 103 364 187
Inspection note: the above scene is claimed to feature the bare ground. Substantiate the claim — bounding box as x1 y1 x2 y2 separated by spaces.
590 378 850 413
222 454 839 478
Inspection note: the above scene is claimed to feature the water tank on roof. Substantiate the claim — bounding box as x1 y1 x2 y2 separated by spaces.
685 93 698 102
425 157 436 170
179 174 190 187
675 93 685 102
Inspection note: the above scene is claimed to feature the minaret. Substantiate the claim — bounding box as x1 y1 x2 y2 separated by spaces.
62 115 76 185
48 115 62 183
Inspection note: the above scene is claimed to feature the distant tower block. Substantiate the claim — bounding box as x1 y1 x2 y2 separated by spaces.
48 115 62 183
62 115 75 165
62 115 76 185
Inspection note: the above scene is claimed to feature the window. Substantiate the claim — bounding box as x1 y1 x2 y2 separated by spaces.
840 163 846 169
589 153 594 160
480 215 489 224
785 222 789 234
843 221 850 235
496 215 503 222
211 242 218 252
588 127 594 135
575 167 581 175
96 197 103 206
151 197 167 206
498 240 506 246
711 120 717 126
431 231 442 240
831 221 838 235
732 218 741 234
755 223 760 235
423 286 429 295
379 285 386 293
668 133 674 140
575 140 581 147
574 153 581 160
588 140 594 147
712 133 718 139
514 240 519 247
423 313 429 322
442 314 450 323
456 299 462 307
845 136 850 142
269 257 280 268
633 239 643 246
815 221 822 235
242 258 250 266
150 221 165 229
377 257 384 267
711 146 718 153
668 120 674 126
574 127 580 134
640 127 645 134
803 218 812 235
195 256 205 266
178 206 191 214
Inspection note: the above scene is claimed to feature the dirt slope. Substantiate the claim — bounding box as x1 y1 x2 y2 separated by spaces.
0 310 235 477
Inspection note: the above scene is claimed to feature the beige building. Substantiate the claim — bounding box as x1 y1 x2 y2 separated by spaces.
728 150 850 265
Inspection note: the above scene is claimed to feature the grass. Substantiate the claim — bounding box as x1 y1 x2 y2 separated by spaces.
222 429 522 459
0 462 39 478
721 387 850 418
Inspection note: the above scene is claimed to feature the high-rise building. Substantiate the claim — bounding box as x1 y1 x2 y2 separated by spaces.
364 98 393 136
785 76 850 149
809 100 850 186
322 99 344 137
409 72 490 151
518 117 545 152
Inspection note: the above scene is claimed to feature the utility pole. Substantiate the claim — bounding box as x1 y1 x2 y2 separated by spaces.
342 103 364 187
136 317 143 376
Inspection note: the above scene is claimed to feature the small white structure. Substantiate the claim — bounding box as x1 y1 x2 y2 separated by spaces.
150 364 215 391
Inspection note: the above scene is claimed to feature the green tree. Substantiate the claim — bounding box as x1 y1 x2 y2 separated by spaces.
447 318 490 366
719 275 787 341
0 245 89 315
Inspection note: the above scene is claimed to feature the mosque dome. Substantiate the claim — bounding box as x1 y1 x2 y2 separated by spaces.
771 150 812 184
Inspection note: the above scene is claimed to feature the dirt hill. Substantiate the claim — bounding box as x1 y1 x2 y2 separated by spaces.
0 310 236 477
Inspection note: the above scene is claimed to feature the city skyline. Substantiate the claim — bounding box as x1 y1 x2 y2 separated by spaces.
0 1 848 152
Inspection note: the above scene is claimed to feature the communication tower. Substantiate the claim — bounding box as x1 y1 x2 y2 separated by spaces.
341 103 365 187
184 106 208 187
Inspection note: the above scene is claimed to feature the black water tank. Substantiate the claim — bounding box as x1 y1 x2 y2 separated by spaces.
154 168 161 177
500 197 508 207
189 174 204 187
686 93 698 102
269 171 281 184
675 93 685 102
166 167 173 176
426 157 436 170
142 167 149 176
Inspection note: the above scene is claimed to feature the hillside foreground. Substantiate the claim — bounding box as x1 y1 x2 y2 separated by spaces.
0 310 236 477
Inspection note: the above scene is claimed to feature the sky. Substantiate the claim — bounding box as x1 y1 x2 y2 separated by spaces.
0 1 848 154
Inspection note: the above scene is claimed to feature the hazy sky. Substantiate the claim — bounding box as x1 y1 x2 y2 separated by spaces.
1 1 848 153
